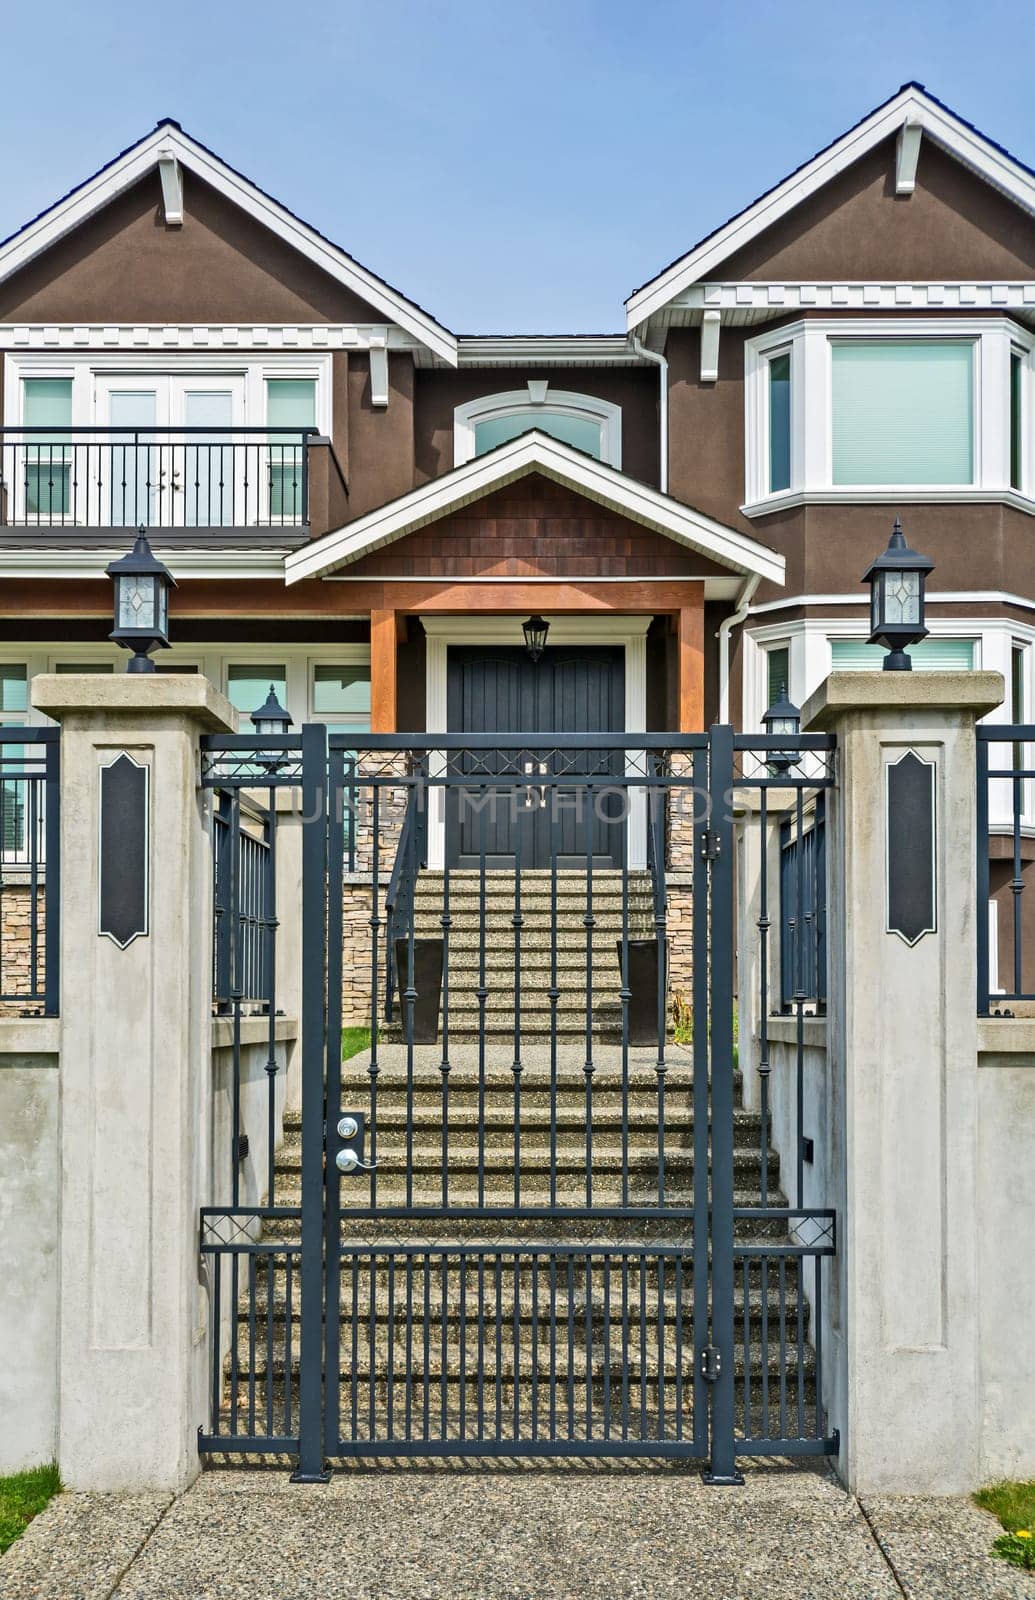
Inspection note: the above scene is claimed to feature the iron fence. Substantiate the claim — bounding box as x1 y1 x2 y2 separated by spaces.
977 723 1035 1011
779 793 826 1013
0 427 316 529
0 727 59 1015
197 728 838 1475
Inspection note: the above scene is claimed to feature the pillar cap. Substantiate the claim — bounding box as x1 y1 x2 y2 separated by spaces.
803 669 1004 731
31 672 237 732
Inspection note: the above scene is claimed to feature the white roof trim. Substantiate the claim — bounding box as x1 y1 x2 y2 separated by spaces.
626 86 1035 330
284 430 785 588
0 124 457 367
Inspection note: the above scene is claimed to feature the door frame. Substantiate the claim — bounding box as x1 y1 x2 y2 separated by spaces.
423 615 650 870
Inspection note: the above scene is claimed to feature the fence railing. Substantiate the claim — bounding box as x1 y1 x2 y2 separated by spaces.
212 790 276 1014
0 727 59 1016
977 723 1035 1011
0 426 317 529
779 794 826 1013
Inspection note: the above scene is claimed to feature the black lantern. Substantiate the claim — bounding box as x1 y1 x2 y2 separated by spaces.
762 690 801 776
862 518 934 672
106 528 176 672
522 614 549 663
250 684 293 736
250 684 293 774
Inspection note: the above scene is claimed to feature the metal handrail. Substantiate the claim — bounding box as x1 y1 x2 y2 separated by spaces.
383 763 428 1023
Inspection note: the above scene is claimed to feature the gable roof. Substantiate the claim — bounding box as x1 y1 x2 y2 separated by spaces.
284 429 785 589
626 83 1035 331
0 120 457 366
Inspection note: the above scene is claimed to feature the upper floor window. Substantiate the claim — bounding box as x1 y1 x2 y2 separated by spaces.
453 388 622 468
744 319 1034 514
831 341 974 486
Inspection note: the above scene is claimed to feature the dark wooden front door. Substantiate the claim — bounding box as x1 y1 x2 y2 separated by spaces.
445 645 625 869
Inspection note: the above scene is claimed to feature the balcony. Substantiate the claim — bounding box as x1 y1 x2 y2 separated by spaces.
0 427 348 545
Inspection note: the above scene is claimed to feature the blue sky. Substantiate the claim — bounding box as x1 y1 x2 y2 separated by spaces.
0 0 1031 333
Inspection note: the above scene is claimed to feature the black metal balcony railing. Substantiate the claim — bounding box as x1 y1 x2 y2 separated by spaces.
0 426 318 529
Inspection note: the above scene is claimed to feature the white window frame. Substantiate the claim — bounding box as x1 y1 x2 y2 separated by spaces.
453 387 622 468
743 317 1035 516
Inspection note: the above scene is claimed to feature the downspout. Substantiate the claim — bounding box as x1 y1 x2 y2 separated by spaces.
629 333 668 494
718 573 760 725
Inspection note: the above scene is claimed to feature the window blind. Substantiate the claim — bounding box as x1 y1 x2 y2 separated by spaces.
831 342 974 485
831 638 975 672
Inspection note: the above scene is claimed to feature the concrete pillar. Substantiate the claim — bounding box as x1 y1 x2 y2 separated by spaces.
32 673 235 1493
803 669 1003 1494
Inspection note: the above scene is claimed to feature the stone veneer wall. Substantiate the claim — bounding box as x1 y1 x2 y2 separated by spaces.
0 884 48 1016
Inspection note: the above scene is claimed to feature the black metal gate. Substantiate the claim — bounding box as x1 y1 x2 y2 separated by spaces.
198 723 838 1480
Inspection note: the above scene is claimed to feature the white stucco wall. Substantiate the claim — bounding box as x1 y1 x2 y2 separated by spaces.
975 1029 1035 1483
0 1020 60 1473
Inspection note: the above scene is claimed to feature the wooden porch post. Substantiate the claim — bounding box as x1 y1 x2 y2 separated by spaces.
370 609 397 733
676 593 705 732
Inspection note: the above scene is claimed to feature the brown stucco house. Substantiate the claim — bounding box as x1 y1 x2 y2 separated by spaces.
1 82 1033 970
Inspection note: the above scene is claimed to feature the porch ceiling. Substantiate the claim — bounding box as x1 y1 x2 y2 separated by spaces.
283 430 784 594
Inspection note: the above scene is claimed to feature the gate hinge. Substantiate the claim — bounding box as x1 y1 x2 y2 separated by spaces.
701 831 721 861
701 1345 722 1383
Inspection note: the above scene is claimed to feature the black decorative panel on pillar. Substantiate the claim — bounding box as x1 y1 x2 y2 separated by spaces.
886 749 936 945
99 753 149 947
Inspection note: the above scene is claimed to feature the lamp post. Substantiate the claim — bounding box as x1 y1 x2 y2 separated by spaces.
862 518 934 672
106 528 176 672
762 690 801 776
522 614 550 663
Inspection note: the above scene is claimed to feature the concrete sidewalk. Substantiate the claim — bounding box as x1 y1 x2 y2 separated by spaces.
1 1463 1031 1600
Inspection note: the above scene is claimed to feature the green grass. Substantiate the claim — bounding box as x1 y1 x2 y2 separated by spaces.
974 1481 1035 1571
975 1480 1035 1533
0 1464 61 1554
341 1027 372 1062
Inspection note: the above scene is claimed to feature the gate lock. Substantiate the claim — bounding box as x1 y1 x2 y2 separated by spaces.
335 1113 377 1174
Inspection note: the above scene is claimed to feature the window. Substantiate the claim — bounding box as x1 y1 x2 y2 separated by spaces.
830 638 975 671
765 643 790 709
312 664 371 731
266 379 315 520
454 390 622 468
0 666 28 858
55 661 114 673
1011 350 1024 492
227 666 287 721
1011 641 1028 776
475 411 602 457
745 320 1033 511
22 379 72 517
831 342 974 486
767 352 791 493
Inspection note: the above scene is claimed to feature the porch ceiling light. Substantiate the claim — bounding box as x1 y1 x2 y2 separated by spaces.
863 518 934 672
106 526 176 673
761 691 801 776
522 614 550 663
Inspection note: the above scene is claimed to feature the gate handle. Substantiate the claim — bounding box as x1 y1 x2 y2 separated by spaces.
336 1147 378 1174
336 1114 378 1174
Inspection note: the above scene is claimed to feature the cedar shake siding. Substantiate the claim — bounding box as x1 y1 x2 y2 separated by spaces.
341 477 729 582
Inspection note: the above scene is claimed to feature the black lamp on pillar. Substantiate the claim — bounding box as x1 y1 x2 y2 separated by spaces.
862 518 934 672
761 690 801 776
522 614 550 663
250 684 293 774
106 527 176 672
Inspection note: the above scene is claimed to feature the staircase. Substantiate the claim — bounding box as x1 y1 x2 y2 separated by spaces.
392 869 658 1036
219 1038 822 1452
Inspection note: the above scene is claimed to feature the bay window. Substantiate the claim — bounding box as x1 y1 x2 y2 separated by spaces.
744 319 1034 511
831 341 974 486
